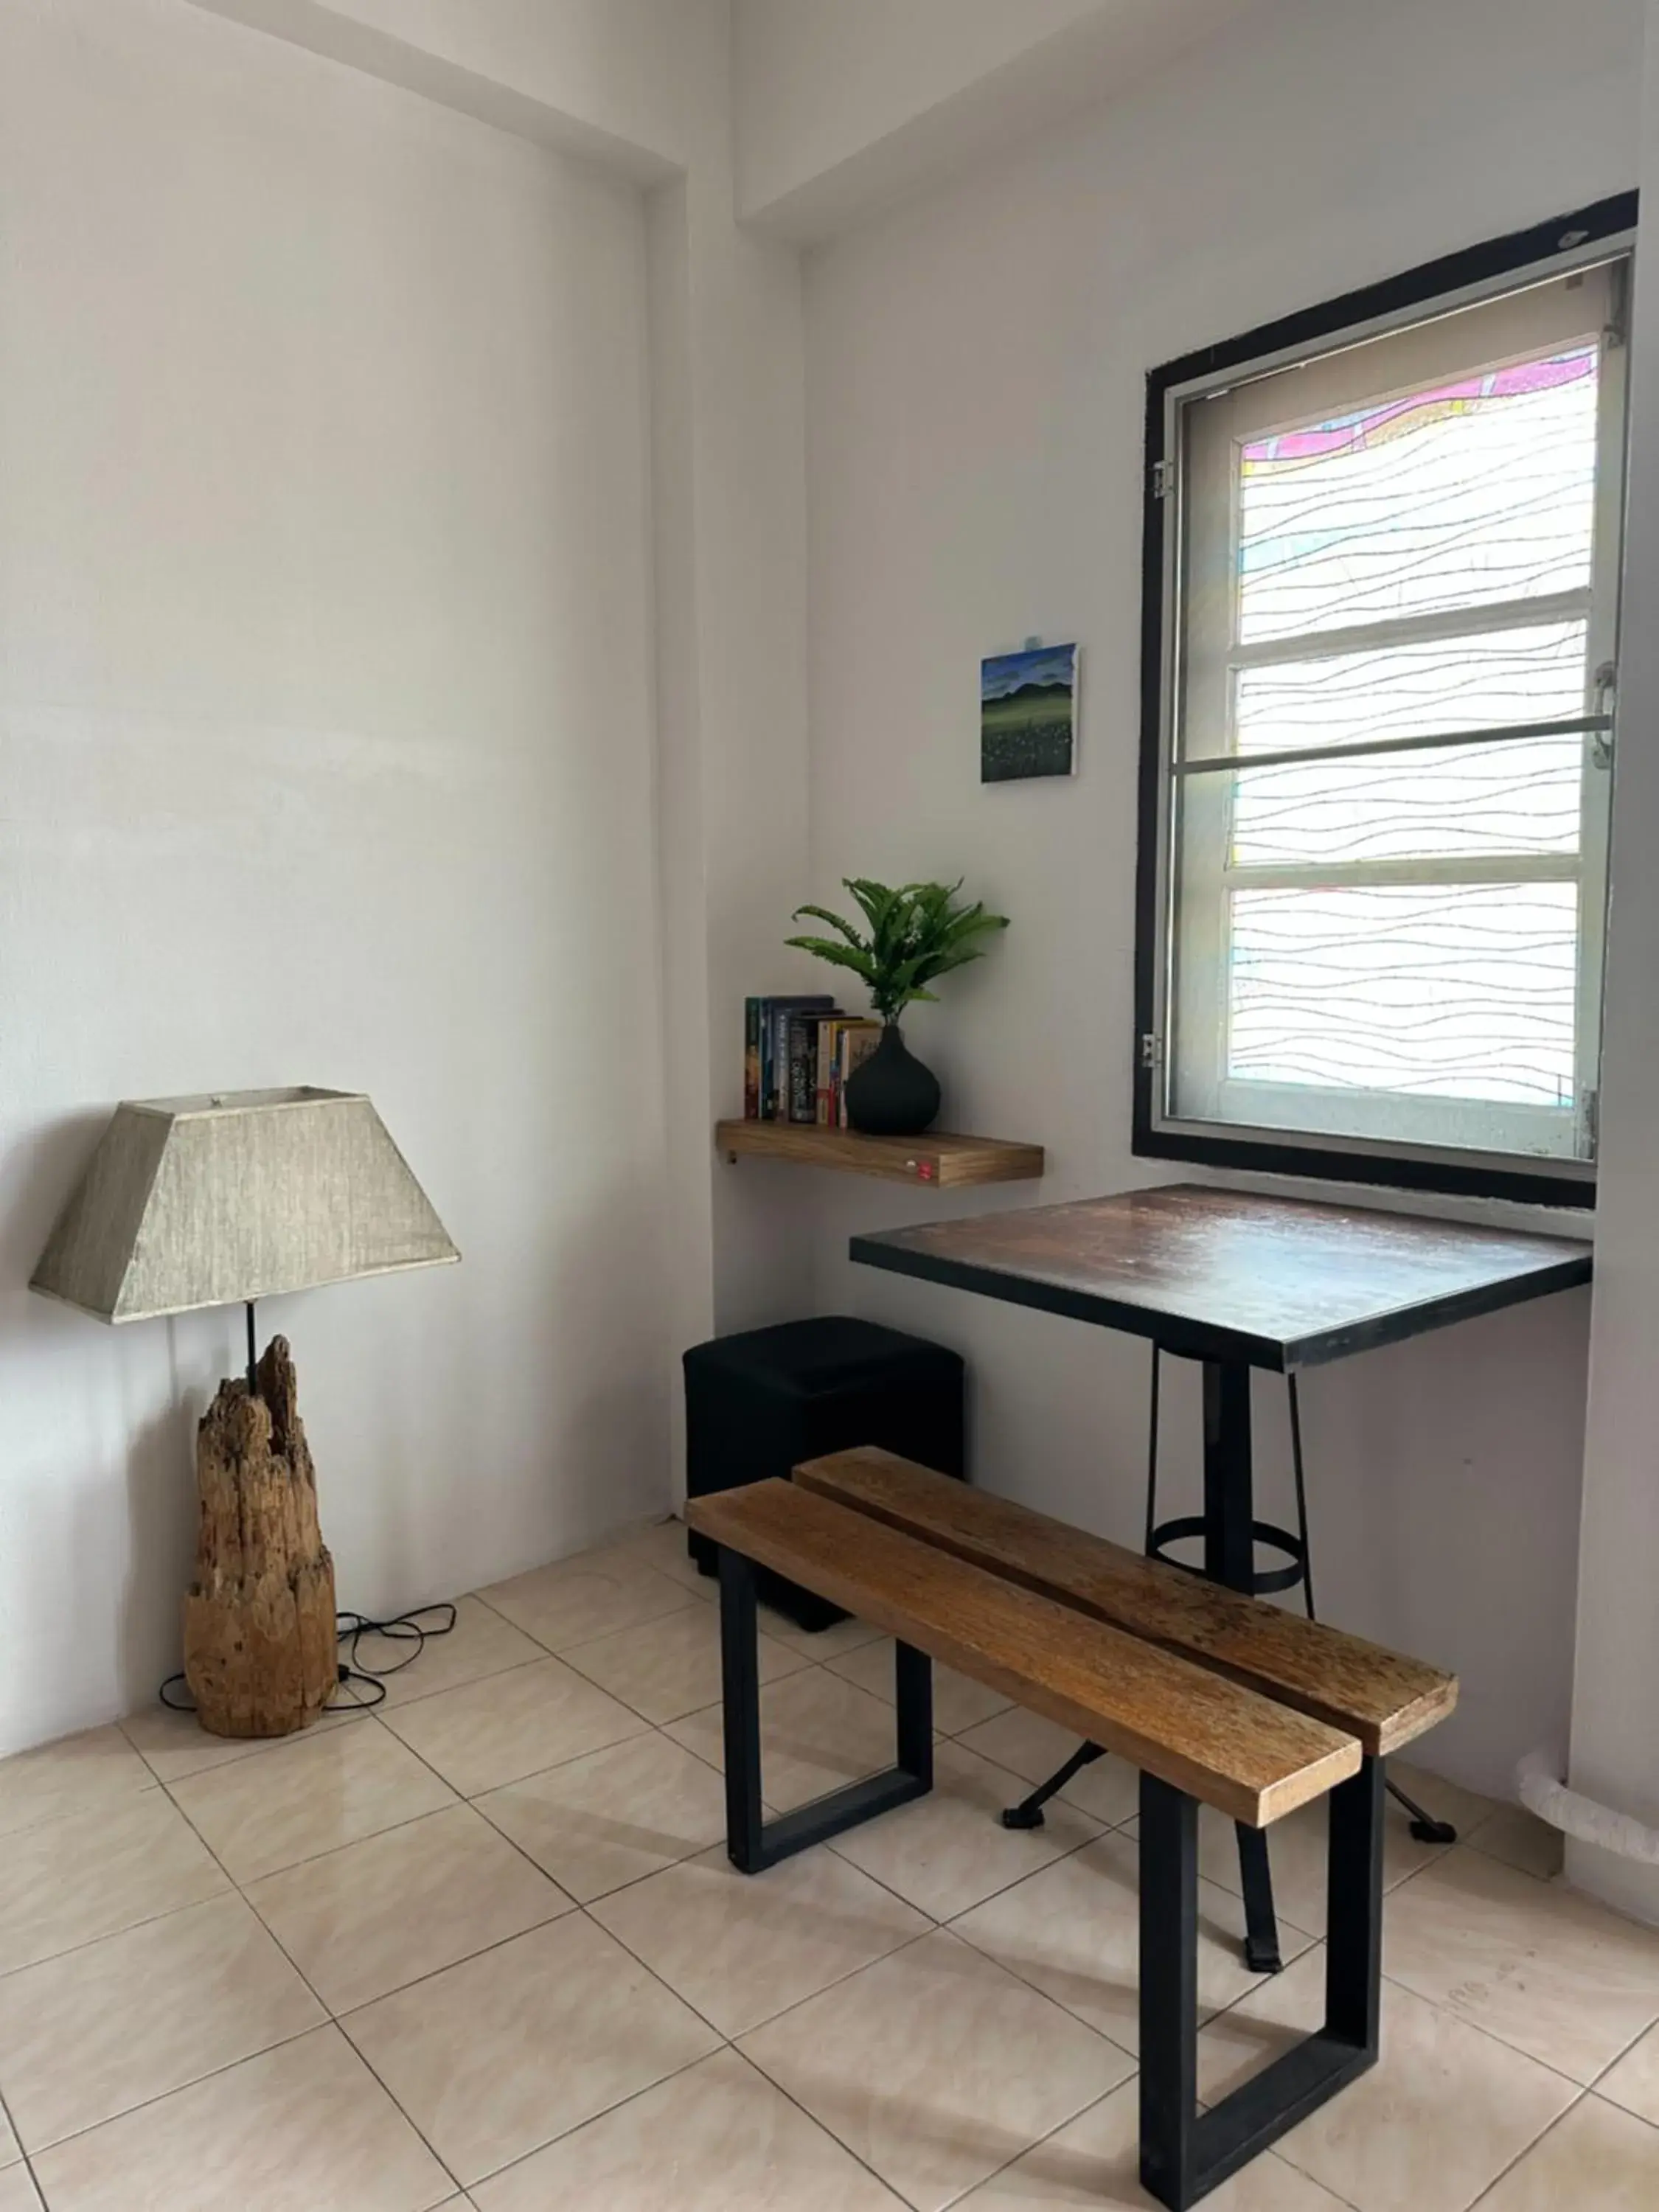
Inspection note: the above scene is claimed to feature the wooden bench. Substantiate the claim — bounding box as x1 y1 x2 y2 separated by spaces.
684 1450 1455 2212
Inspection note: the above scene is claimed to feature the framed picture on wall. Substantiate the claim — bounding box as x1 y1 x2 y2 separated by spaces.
981 642 1079 783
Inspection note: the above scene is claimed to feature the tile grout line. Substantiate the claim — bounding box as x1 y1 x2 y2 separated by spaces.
550 1627 814 1725
459 2044 726 2198
734 1916 1124 2065
465 1559 711 1655
105 1755 473 2202
731 1917 1140 2212
156 1721 469 1891
931 2074 1135 2212
0 2078 50 2212
1376 1875 1655 2093
304 1709 591 1918
18 2020 344 2178
373 1652 573 1714
152 1659 747 1891
361 1684 967 2101
0 1887 234 1986
181 1711 625 2157
717 2042 928 2209
122 1715 484 2193
454 2034 912 2208
818 1769 1114 1918
587 1854 935 2048
1371 1957 1618 2097
1584 1993 1659 2101
1585 2082 1659 2132
0 1777 166 1852
1459 2087 1596 2211
0 1820 444 2179
273 1691 824 2154
320 1910 591 2027
289 1636 947 2203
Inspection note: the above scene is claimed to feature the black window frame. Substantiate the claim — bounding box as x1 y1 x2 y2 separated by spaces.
1133 190 1638 1212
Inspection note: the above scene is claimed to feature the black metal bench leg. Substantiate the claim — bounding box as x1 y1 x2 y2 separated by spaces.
1140 1773 1200 2211
717 1543 933 1872
1326 1755 1385 2051
1138 1759 1384 2211
719 1544 766 1871
894 1638 934 1792
1234 1823 1283 1975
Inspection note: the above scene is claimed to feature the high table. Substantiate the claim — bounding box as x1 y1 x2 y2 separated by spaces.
851 1181 1592 1972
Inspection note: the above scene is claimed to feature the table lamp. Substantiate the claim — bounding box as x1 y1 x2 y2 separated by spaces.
30 1087 459 1737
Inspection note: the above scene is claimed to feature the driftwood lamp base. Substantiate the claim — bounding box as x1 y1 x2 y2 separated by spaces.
184 1335 337 1738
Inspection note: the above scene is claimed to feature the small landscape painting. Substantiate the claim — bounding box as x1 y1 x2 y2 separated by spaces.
981 642 1078 783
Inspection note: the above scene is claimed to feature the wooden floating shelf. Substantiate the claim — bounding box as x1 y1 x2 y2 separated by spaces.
715 1119 1045 1189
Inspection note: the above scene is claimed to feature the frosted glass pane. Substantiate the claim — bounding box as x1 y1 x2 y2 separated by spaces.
1237 350 1599 644
1228 883 1577 1105
1233 622 1587 755
1228 737 1582 866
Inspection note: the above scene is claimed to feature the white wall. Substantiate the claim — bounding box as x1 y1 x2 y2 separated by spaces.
1568 0 1659 1925
802 0 1642 1798
0 0 669 1754
734 0 1106 216
732 0 1262 237
189 0 699 177
199 0 822 1412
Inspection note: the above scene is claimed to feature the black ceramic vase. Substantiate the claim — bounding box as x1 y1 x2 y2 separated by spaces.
845 1021 942 1137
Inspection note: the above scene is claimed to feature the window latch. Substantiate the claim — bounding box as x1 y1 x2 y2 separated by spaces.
1593 662 1617 768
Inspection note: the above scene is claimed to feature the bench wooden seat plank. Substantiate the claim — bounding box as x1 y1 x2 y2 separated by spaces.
686 1478 1360 1827
795 1447 1454 1758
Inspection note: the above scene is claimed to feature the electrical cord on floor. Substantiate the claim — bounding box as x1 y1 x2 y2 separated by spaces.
156 1602 459 1715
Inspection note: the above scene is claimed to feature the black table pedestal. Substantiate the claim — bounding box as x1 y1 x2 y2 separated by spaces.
1203 1360 1283 1974
999 1356 1284 1973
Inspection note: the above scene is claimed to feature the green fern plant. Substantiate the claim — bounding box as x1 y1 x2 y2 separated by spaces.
787 879 1010 1023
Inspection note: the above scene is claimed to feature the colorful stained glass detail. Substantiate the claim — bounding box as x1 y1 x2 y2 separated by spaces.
1237 347 1599 642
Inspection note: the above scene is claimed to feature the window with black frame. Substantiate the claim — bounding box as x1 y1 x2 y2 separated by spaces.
1134 195 1635 1207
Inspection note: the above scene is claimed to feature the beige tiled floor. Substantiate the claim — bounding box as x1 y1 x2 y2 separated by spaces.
0 1520 1655 2210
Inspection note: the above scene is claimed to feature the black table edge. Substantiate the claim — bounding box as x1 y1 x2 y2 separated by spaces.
848 1232 1593 1372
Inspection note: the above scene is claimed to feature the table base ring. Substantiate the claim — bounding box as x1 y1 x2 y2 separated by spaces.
1147 1514 1308 1599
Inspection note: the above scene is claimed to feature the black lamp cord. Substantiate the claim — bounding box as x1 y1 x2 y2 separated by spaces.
157 1602 459 1714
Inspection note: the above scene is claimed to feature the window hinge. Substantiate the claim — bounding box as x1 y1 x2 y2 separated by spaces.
1582 1086 1600 1158
1606 260 1632 351
1140 1031 1164 1070
1150 458 1175 501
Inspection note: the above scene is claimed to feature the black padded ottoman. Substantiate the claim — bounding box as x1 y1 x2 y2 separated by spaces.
682 1315 966 1630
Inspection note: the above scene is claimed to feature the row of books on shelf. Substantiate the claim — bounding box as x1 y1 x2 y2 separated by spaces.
743 995 882 1127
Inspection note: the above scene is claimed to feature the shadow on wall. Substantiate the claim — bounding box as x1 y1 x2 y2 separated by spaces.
518 1173 677 1554
0 1113 203 1720
118 1364 200 1714
297 1151 678 1621
0 1108 108 1295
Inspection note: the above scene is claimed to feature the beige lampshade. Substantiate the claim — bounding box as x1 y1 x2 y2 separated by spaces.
30 1087 459 1323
